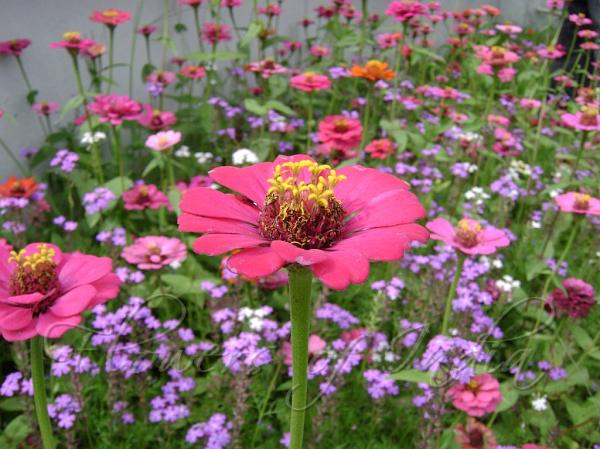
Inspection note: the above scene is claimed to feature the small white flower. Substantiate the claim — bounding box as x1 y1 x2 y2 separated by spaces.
496 275 521 293
248 317 264 331
531 395 548 411
464 187 490 206
549 189 563 199
509 160 532 177
384 351 397 362
458 131 483 144
175 145 190 158
530 220 542 229
169 260 182 270
81 131 107 147
194 152 213 164
232 148 259 165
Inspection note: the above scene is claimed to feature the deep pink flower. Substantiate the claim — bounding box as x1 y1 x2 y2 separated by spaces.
32 102 60 116
180 65 207 80
87 95 142 126
90 9 132 27
137 105 177 131
376 32 403 49
0 239 12 253
290 72 331 92
179 0 203 6
137 25 158 36
178 155 428 290
176 176 214 194
555 192 600 215
245 59 288 79
474 45 520 66
455 418 497 449
221 0 242 7
0 243 121 341
146 71 177 87
546 277 596 318
426 217 510 255
385 0 427 23
49 32 95 53
0 39 31 56
282 334 325 366
202 23 232 44
122 183 171 211
448 373 502 417
145 130 182 152
365 138 396 160
122 236 187 270
561 106 600 131
568 13 592 26
318 115 363 152
310 45 330 58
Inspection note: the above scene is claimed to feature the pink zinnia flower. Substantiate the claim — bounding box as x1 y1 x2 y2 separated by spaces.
318 115 363 152
282 334 325 366
519 98 542 109
448 373 502 417
179 0 203 6
146 71 177 87
376 32 403 49
222 0 242 7
90 9 132 28
178 155 428 290
122 236 187 270
568 13 592 26
145 130 182 152
202 23 232 44
0 243 121 341
455 418 497 449
122 183 171 211
32 102 60 116
49 32 95 53
0 38 31 56
137 105 177 131
561 106 600 131
290 72 331 92
555 192 600 215
365 138 396 159
474 45 520 66
385 0 427 23
87 95 142 126
495 23 522 34
426 217 510 255
180 65 207 80
546 277 596 318
498 67 516 83
245 59 288 79
137 25 158 37
310 45 331 58
537 45 566 59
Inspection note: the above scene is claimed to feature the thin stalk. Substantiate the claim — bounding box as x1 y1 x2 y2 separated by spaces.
0 137 27 175
228 7 242 42
129 0 145 97
441 254 465 335
16 56 47 133
541 217 581 298
569 131 588 184
31 337 56 449
288 266 313 449
305 92 314 152
193 6 206 52
108 27 115 93
111 126 125 190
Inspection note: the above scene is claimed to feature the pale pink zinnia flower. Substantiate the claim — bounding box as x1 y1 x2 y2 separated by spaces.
87 94 142 126
0 243 121 341
555 192 600 215
385 0 427 23
122 236 187 270
561 106 600 131
122 183 171 211
290 72 331 92
178 155 428 290
448 373 502 417
90 8 132 28
245 59 288 79
426 218 510 255
145 130 182 152
32 101 60 116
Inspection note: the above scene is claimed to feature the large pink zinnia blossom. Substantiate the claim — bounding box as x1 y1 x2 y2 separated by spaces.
178 155 428 290
290 72 331 92
0 38 31 56
122 236 187 270
0 243 121 341
318 115 363 152
122 183 171 211
202 23 232 44
555 192 600 215
561 106 600 131
426 217 510 255
448 373 502 417
90 9 132 27
87 95 142 126
137 104 177 131
385 0 427 23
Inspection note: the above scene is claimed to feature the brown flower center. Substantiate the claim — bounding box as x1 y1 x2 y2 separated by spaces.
455 219 482 248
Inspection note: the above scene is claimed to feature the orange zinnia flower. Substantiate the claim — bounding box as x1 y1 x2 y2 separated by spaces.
0 176 38 199
351 60 396 81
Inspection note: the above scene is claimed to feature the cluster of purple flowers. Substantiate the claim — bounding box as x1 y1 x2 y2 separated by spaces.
185 413 232 448
363 369 399 399
83 187 116 214
96 227 127 246
200 280 228 299
112 401 135 424
50 345 99 377
52 215 78 232
50 148 79 172
48 394 81 429
371 277 405 300
314 303 359 329
0 371 32 397
149 369 195 423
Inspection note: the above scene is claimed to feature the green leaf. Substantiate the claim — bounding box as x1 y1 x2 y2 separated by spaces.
265 100 297 117
142 153 164 177
184 51 244 62
240 22 262 48
26 89 38 105
496 382 520 412
244 98 268 116
168 187 182 215
0 397 23 412
390 369 433 385
0 415 31 449
161 274 195 296
380 119 408 151
59 94 85 121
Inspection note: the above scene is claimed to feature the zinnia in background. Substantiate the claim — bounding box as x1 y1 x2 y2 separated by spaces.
290 72 331 91
122 236 187 270
447 373 502 417
145 130 182 152
554 192 600 215
426 217 510 255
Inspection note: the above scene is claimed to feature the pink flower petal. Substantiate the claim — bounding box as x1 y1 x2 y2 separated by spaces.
226 247 285 278
209 163 273 206
58 254 112 291
425 218 456 240
90 273 122 306
50 285 97 317
311 249 369 290
178 214 259 235
36 312 82 339
478 228 510 247
180 187 260 223
1 320 37 342
270 241 328 266
192 233 268 256
3 292 44 305
0 303 33 330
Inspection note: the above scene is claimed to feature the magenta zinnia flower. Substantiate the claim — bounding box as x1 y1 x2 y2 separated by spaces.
87 95 142 126
49 32 95 53
546 277 596 318
123 183 171 211
318 115 363 152
561 106 600 131
90 8 132 28
202 23 232 44
137 105 177 131
122 236 187 270
448 373 502 417
32 101 60 116
0 38 31 56
178 155 428 290
426 217 509 255
290 72 331 92
0 243 121 341
555 192 600 215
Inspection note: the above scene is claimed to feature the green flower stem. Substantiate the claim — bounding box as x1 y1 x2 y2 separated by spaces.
16 56 47 134
305 92 314 153
441 253 465 335
31 336 56 449
288 266 313 449
569 131 588 184
192 6 206 52
111 125 125 190
107 27 115 93
71 55 105 183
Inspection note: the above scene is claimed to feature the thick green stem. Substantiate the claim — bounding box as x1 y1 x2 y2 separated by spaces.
288 266 313 449
31 337 55 449
441 254 465 335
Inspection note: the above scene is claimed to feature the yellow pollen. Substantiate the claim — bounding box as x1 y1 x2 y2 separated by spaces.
63 32 81 40
9 244 56 271
102 9 120 17
574 193 591 209
267 161 346 209
457 219 482 234
468 379 479 390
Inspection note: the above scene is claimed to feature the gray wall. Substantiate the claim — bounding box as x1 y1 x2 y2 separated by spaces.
0 0 547 180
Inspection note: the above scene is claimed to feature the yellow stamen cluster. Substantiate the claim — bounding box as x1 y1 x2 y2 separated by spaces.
9 244 56 271
63 32 81 41
574 193 591 210
267 161 346 208
102 9 120 17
